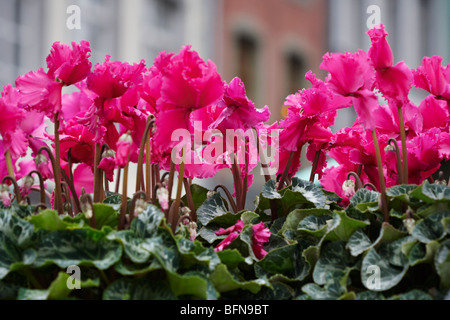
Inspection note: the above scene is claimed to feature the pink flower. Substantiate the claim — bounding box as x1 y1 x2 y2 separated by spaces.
214 220 244 252
367 24 393 70
320 49 375 96
367 24 413 104
115 132 137 168
59 118 96 168
252 222 270 260
413 55 450 99
210 77 270 132
97 150 116 182
87 55 146 99
46 41 92 85
156 186 169 210
15 68 63 118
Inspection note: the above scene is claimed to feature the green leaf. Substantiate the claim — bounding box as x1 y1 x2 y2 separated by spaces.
217 249 246 269
412 211 450 243
279 208 332 238
388 290 433 300
114 259 162 276
324 210 370 241
361 245 409 292
197 193 229 226
0 208 35 248
102 278 133 300
435 239 450 288
255 241 311 281
130 204 165 239
166 270 217 300
28 210 83 231
261 180 282 199
356 291 385 300
386 184 418 198
141 229 180 272
0 233 22 280
291 178 327 209
31 228 122 270
302 269 351 300
350 188 380 206
410 181 450 203
313 241 357 286
181 183 209 212
132 279 177 300
177 238 221 271
210 263 265 294
107 230 151 263
297 214 330 238
92 203 119 229
346 228 372 257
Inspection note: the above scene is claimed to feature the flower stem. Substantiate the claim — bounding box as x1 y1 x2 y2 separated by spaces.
371 129 389 223
397 105 408 184
214 184 238 213
53 113 64 215
278 150 295 190
168 148 186 232
388 138 403 185
183 177 196 221
145 138 152 199
309 150 321 183
28 170 46 204
118 162 129 230
135 116 154 193
93 142 101 203
4 149 15 180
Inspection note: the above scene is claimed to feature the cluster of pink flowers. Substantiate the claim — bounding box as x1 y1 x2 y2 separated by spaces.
1 23 449 256
275 24 450 205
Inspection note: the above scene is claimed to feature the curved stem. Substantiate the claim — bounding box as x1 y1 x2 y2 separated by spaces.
60 181 73 217
60 168 81 215
80 192 96 229
388 138 403 185
214 184 238 213
363 183 378 191
28 170 46 204
37 145 62 215
145 138 152 199
347 172 363 190
168 148 186 232
2 175 22 204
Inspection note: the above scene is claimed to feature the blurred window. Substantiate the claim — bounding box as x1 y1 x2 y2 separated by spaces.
285 52 305 96
235 34 258 101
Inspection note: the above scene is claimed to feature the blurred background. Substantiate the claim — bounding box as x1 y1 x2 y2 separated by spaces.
1 0 450 207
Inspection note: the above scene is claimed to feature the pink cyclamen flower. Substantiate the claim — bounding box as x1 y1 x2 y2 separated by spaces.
87 55 146 99
115 132 136 168
320 49 375 96
214 220 245 252
252 222 270 260
46 40 92 85
97 149 116 182
211 77 270 132
15 68 63 118
413 55 450 99
367 24 412 104
156 186 169 210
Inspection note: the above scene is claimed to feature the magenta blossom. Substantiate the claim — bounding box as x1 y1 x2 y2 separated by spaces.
214 220 245 252
46 40 92 85
252 222 271 260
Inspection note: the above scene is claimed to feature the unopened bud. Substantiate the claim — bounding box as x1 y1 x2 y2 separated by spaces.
207 190 217 199
34 153 48 165
403 218 415 234
134 198 148 216
342 179 356 198
102 148 116 159
188 221 197 241
384 144 395 153
180 206 191 216
118 132 133 144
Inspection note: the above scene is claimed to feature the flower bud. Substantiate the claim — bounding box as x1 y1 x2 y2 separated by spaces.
207 190 217 199
403 218 415 234
188 221 197 241
133 198 148 216
0 184 11 207
156 187 169 210
384 144 395 153
342 179 356 198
